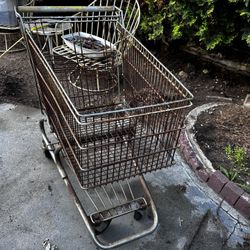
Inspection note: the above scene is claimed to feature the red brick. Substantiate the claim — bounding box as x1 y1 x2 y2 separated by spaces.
196 169 210 182
234 192 250 219
179 132 184 142
188 157 202 171
179 140 186 152
179 132 188 145
186 150 195 162
220 182 244 206
207 170 229 193
186 143 193 152
181 144 190 161
179 134 186 149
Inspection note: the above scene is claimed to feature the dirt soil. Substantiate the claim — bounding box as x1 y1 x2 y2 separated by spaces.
195 104 250 192
0 51 39 107
153 47 250 108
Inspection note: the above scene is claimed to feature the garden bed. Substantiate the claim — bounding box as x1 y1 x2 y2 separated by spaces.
195 104 250 193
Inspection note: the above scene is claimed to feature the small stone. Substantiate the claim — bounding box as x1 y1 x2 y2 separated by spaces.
202 69 209 74
243 94 250 109
48 184 53 195
178 71 188 80
217 53 223 59
9 215 13 223
43 239 58 250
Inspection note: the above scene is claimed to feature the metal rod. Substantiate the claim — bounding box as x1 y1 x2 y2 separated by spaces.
119 182 128 201
110 183 120 203
95 188 107 209
17 6 115 13
0 37 24 59
102 186 114 206
126 179 135 200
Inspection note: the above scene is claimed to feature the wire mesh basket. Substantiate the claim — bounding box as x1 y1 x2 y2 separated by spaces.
23 23 192 188
18 12 193 189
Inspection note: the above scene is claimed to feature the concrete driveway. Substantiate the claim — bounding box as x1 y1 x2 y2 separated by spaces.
0 103 249 250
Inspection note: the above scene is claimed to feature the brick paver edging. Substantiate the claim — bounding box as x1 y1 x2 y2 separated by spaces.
179 103 250 220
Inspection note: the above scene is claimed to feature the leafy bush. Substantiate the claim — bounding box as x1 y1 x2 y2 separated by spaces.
140 0 250 50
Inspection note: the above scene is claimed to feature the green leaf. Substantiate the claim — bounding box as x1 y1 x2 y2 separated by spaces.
220 166 229 178
172 24 182 39
230 171 238 181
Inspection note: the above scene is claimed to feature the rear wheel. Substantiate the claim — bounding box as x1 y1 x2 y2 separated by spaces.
42 140 52 159
44 149 52 159
134 210 143 221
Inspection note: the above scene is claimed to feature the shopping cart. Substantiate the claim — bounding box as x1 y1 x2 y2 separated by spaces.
16 4 193 249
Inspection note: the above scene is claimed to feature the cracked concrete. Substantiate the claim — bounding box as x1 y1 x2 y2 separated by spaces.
0 103 249 250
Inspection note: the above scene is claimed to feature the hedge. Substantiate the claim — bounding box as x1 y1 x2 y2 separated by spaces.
139 0 250 50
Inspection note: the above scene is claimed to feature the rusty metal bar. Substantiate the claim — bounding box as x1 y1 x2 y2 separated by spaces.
17 5 115 13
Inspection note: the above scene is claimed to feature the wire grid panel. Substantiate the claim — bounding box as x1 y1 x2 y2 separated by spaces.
20 9 124 70
89 0 141 35
21 17 192 189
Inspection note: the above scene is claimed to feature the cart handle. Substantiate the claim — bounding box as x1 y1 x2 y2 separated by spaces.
17 6 116 13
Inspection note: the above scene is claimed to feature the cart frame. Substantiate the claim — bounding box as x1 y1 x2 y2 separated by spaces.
16 4 193 249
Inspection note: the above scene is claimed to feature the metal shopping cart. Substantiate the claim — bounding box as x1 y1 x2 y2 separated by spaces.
16 4 193 249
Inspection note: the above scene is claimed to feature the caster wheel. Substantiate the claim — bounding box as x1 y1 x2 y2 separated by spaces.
42 140 52 159
94 219 112 235
134 210 143 221
43 149 52 159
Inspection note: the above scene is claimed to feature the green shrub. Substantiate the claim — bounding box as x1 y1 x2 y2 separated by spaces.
219 145 249 193
225 145 247 170
140 0 250 50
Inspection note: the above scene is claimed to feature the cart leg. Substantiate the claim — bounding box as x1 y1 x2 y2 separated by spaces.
40 119 54 159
